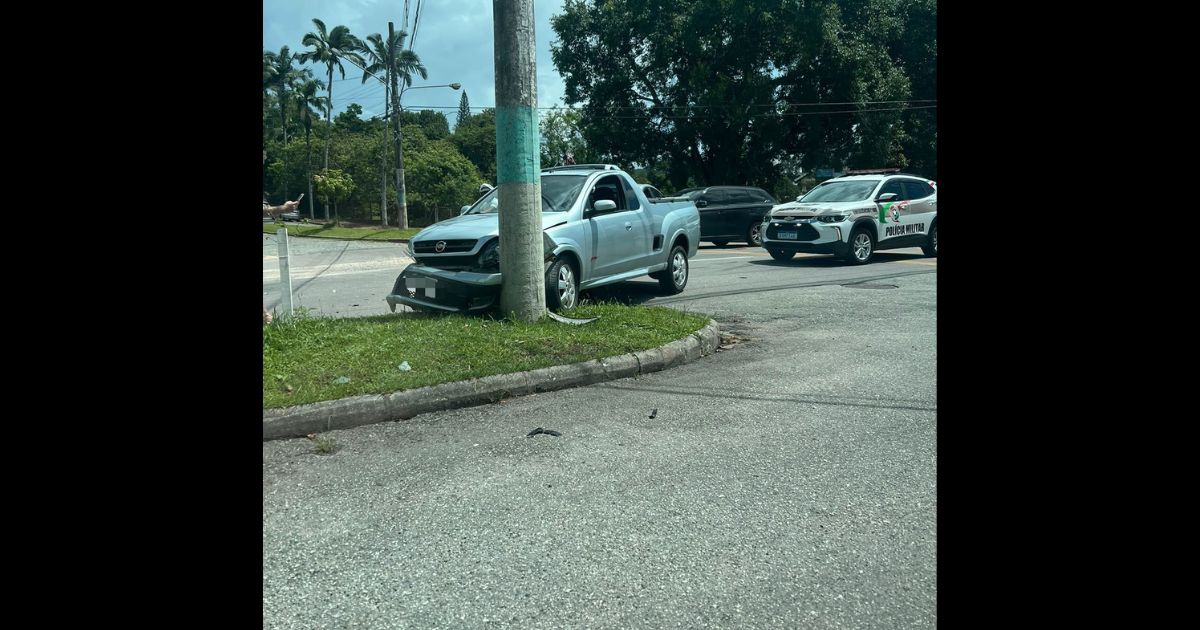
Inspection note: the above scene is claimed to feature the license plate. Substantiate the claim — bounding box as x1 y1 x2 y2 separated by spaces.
776 231 798 240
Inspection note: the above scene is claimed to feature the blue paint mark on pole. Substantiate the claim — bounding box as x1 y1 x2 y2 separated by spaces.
496 105 541 184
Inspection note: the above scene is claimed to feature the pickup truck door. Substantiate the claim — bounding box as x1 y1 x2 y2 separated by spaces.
585 175 650 278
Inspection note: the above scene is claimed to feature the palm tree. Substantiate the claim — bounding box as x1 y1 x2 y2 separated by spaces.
356 29 427 229
265 46 312 199
360 32 397 227
295 79 329 221
263 52 277 146
378 29 427 230
298 18 364 221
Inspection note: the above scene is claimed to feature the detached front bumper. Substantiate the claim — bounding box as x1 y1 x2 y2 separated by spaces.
385 264 502 313
760 218 850 255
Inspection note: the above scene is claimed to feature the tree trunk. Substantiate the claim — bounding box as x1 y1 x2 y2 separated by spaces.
280 92 289 200
494 0 546 321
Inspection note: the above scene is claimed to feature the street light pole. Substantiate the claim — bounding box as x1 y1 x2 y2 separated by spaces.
386 23 461 229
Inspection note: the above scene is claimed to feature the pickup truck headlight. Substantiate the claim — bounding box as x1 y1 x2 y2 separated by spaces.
818 214 849 223
477 239 500 272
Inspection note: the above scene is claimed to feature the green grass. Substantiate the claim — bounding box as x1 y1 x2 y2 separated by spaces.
262 303 710 409
262 222 421 241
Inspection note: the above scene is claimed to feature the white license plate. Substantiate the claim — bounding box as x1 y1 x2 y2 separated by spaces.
776 231 798 240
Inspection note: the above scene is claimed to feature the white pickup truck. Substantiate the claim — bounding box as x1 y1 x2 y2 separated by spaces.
386 165 701 313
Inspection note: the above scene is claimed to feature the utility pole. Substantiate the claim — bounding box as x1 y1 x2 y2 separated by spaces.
380 73 390 227
493 0 545 320
389 21 409 230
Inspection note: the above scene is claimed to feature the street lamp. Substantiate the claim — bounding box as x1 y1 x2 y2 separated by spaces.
392 79 461 228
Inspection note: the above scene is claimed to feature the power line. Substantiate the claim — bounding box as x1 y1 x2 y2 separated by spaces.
410 0 423 50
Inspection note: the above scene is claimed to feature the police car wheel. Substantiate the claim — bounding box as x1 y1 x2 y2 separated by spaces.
922 222 937 257
846 228 875 265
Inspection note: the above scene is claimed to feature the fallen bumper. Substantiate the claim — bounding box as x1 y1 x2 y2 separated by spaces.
385 264 502 313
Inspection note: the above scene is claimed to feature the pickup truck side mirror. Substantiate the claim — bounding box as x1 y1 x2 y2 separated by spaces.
592 200 617 214
460 205 471 216
694 200 708 208
877 192 898 202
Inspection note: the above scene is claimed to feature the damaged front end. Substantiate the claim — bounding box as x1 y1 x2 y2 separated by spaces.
386 233 558 314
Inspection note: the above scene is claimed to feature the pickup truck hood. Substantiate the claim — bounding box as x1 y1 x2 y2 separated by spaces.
412 212 569 242
770 200 871 217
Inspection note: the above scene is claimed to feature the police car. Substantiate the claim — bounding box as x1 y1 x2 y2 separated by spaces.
761 170 937 264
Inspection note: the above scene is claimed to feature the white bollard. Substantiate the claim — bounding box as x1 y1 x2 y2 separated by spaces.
276 228 294 320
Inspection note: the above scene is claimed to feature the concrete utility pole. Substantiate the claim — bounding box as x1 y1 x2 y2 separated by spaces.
389 21 409 230
493 0 546 320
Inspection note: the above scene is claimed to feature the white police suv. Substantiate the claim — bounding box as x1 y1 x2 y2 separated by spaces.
761 172 937 264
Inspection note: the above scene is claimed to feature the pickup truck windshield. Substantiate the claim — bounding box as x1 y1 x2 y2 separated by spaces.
467 175 587 214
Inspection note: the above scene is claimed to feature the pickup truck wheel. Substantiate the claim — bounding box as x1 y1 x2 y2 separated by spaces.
768 248 794 261
922 222 937 257
545 258 578 311
746 222 763 246
711 240 729 247
658 245 689 295
845 227 875 265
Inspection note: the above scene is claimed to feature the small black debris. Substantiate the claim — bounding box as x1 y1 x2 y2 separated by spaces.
526 427 562 437
649 408 658 419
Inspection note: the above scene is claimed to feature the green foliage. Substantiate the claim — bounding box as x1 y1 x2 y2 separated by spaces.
456 91 471 129
540 107 597 167
549 0 938 191
313 168 355 206
452 108 497 184
403 137 482 225
398 109 450 141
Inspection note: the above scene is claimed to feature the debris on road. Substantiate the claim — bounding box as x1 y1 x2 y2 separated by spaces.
526 427 562 437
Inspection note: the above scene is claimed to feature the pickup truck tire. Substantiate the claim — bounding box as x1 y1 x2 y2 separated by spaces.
545 258 579 311
658 244 689 295
768 248 794 261
746 223 763 246
845 227 875 265
922 221 937 257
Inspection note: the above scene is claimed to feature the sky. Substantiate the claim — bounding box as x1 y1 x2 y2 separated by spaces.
263 0 570 124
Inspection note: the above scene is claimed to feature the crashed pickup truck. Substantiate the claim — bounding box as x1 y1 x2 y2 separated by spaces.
386 164 700 313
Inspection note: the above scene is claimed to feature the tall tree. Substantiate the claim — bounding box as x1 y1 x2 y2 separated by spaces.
360 32 401 226
298 18 364 221
456 91 471 129
386 27 428 230
294 79 329 220
550 0 930 191
452 108 497 184
265 46 313 199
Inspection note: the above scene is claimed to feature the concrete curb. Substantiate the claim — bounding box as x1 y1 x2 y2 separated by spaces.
263 319 720 441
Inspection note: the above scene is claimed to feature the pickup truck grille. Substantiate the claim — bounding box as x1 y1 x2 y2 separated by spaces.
413 254 478 270
412 239 478 254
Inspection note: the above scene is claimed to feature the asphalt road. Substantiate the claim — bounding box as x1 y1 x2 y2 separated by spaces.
263 235 937 629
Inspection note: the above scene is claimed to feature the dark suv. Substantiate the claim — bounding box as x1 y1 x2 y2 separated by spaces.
684 186 777 246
